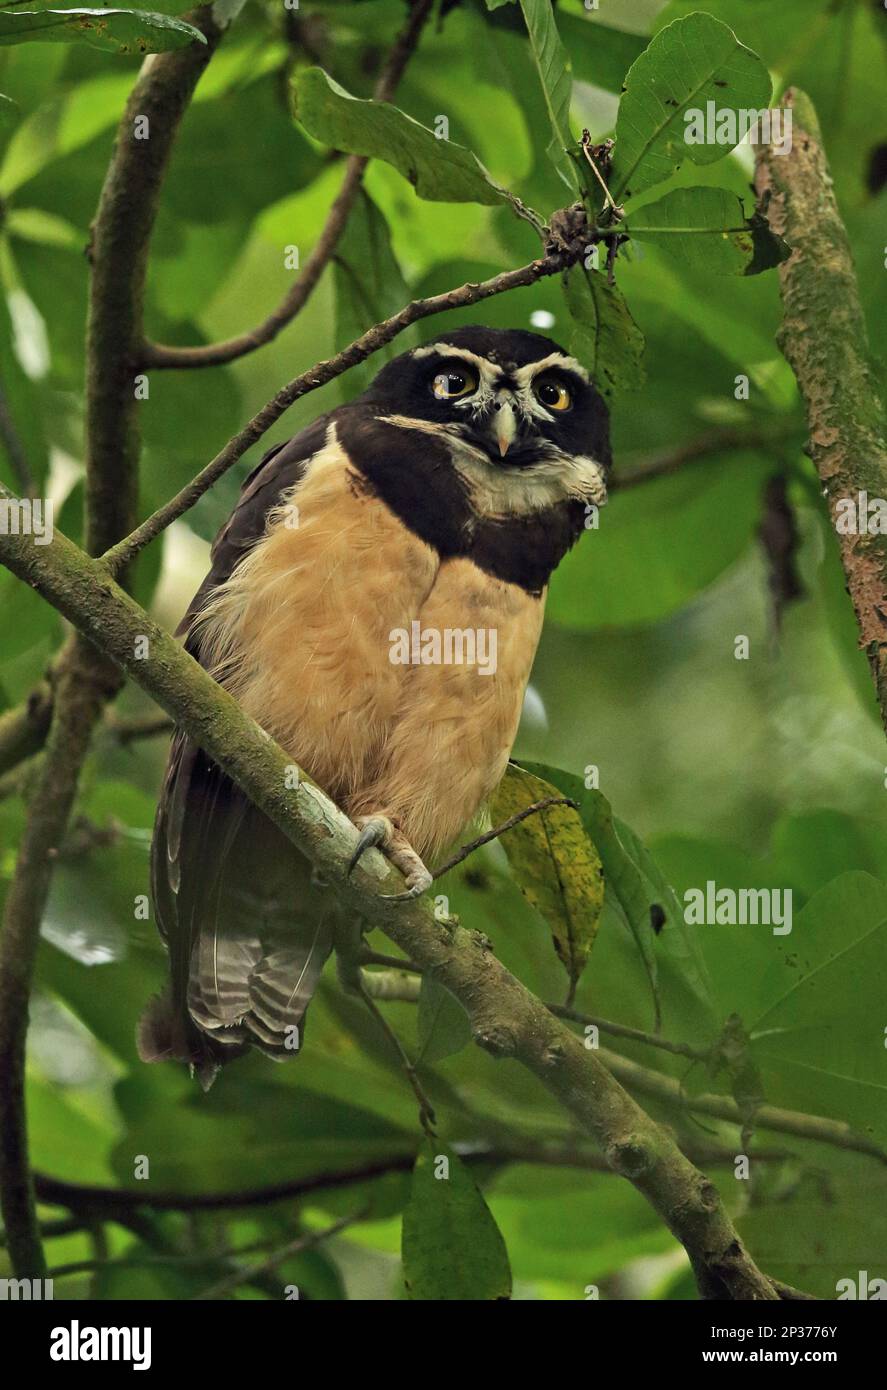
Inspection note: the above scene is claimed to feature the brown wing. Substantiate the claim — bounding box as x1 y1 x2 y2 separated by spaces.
143 415 337 1087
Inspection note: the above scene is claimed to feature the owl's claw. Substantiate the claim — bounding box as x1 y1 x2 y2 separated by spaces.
347 817 388 876
348 815 433 902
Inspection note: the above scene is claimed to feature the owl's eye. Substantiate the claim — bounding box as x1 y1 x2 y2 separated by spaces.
533 376 572 412
431 367 478 400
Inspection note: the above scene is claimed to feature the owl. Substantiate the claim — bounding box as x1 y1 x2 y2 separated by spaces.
142 326 611 1085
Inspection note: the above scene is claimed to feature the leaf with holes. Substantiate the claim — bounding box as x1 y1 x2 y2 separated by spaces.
0 9 207 54
610 12 772 202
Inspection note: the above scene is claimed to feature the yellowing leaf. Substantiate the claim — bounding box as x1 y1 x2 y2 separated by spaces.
491 763 604 999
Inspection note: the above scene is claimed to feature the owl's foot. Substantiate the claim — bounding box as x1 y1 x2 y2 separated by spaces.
347 815 433 902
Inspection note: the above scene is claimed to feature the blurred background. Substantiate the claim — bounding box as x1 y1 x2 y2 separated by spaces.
0 0 886 1299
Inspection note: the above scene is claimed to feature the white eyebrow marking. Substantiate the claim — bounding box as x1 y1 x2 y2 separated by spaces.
514 353 589 387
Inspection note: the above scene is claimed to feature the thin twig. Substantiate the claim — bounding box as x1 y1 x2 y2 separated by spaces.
599 1045 887 1166
611 421 804 492
359 949 423 973
30 1137 794 1224
550 1004 709 1063
357 979 437 1138
191 1211 362 1300
101 250 575 575
0 686 52 779
140 0 436 371
359 967 421 1003
0 375 35 496
105 713 175 746
580 129 618 213
430 796 579 881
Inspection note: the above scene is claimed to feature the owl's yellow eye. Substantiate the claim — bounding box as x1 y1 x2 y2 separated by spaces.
431 367 478 400
533 376 572 412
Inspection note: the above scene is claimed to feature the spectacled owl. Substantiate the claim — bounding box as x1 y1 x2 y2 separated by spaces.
142 326 611 1086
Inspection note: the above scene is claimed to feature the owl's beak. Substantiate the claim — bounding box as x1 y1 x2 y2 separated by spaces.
494 399 518 458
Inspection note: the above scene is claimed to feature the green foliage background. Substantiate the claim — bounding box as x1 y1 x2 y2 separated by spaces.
0 0 886 1299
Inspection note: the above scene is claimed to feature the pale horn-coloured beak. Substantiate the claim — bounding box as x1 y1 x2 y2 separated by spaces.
495 399 518 457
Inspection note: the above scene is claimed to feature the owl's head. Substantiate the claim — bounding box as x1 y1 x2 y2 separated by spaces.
365 326 611 516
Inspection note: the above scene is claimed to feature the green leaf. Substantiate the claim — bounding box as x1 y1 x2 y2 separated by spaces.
292 67 510 207
558 12 646 97
628 186 790 275
491 762 604 999
402 1143 512 1300
417 976 471 1064
0 9 207 55
332 188 415 395
739 1158 887 1301
610 12 772 202
517 0 576 186
748 874 887 1146
562 263 645 397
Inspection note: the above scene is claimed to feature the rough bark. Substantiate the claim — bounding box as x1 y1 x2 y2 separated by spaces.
755 88 887 727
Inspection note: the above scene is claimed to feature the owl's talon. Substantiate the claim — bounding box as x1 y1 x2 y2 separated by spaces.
348 815 433 901
380 868 434 904
347 817 390 876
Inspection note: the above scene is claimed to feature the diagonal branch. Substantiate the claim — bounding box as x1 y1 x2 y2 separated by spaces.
140 0 436 371
0 511 788 1299
755 88 887 731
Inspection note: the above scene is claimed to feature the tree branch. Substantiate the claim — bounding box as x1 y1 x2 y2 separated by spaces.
611 420 804 492
29 1139 789 1226
0 10 222 1281
0 685 52 778
101 251 573 576
598 1045 887 1166
0 653 113 1277
139 0 436 370
0 514 787 1299
191 1210 361 1300
84 8 221 558
0 372 35 496
755 88 887 730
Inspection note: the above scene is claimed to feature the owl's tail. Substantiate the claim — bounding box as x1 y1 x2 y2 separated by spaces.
142 732 334 1089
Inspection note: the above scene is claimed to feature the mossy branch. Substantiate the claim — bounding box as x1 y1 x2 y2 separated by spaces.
0 509 788 1300
755 88 887 730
